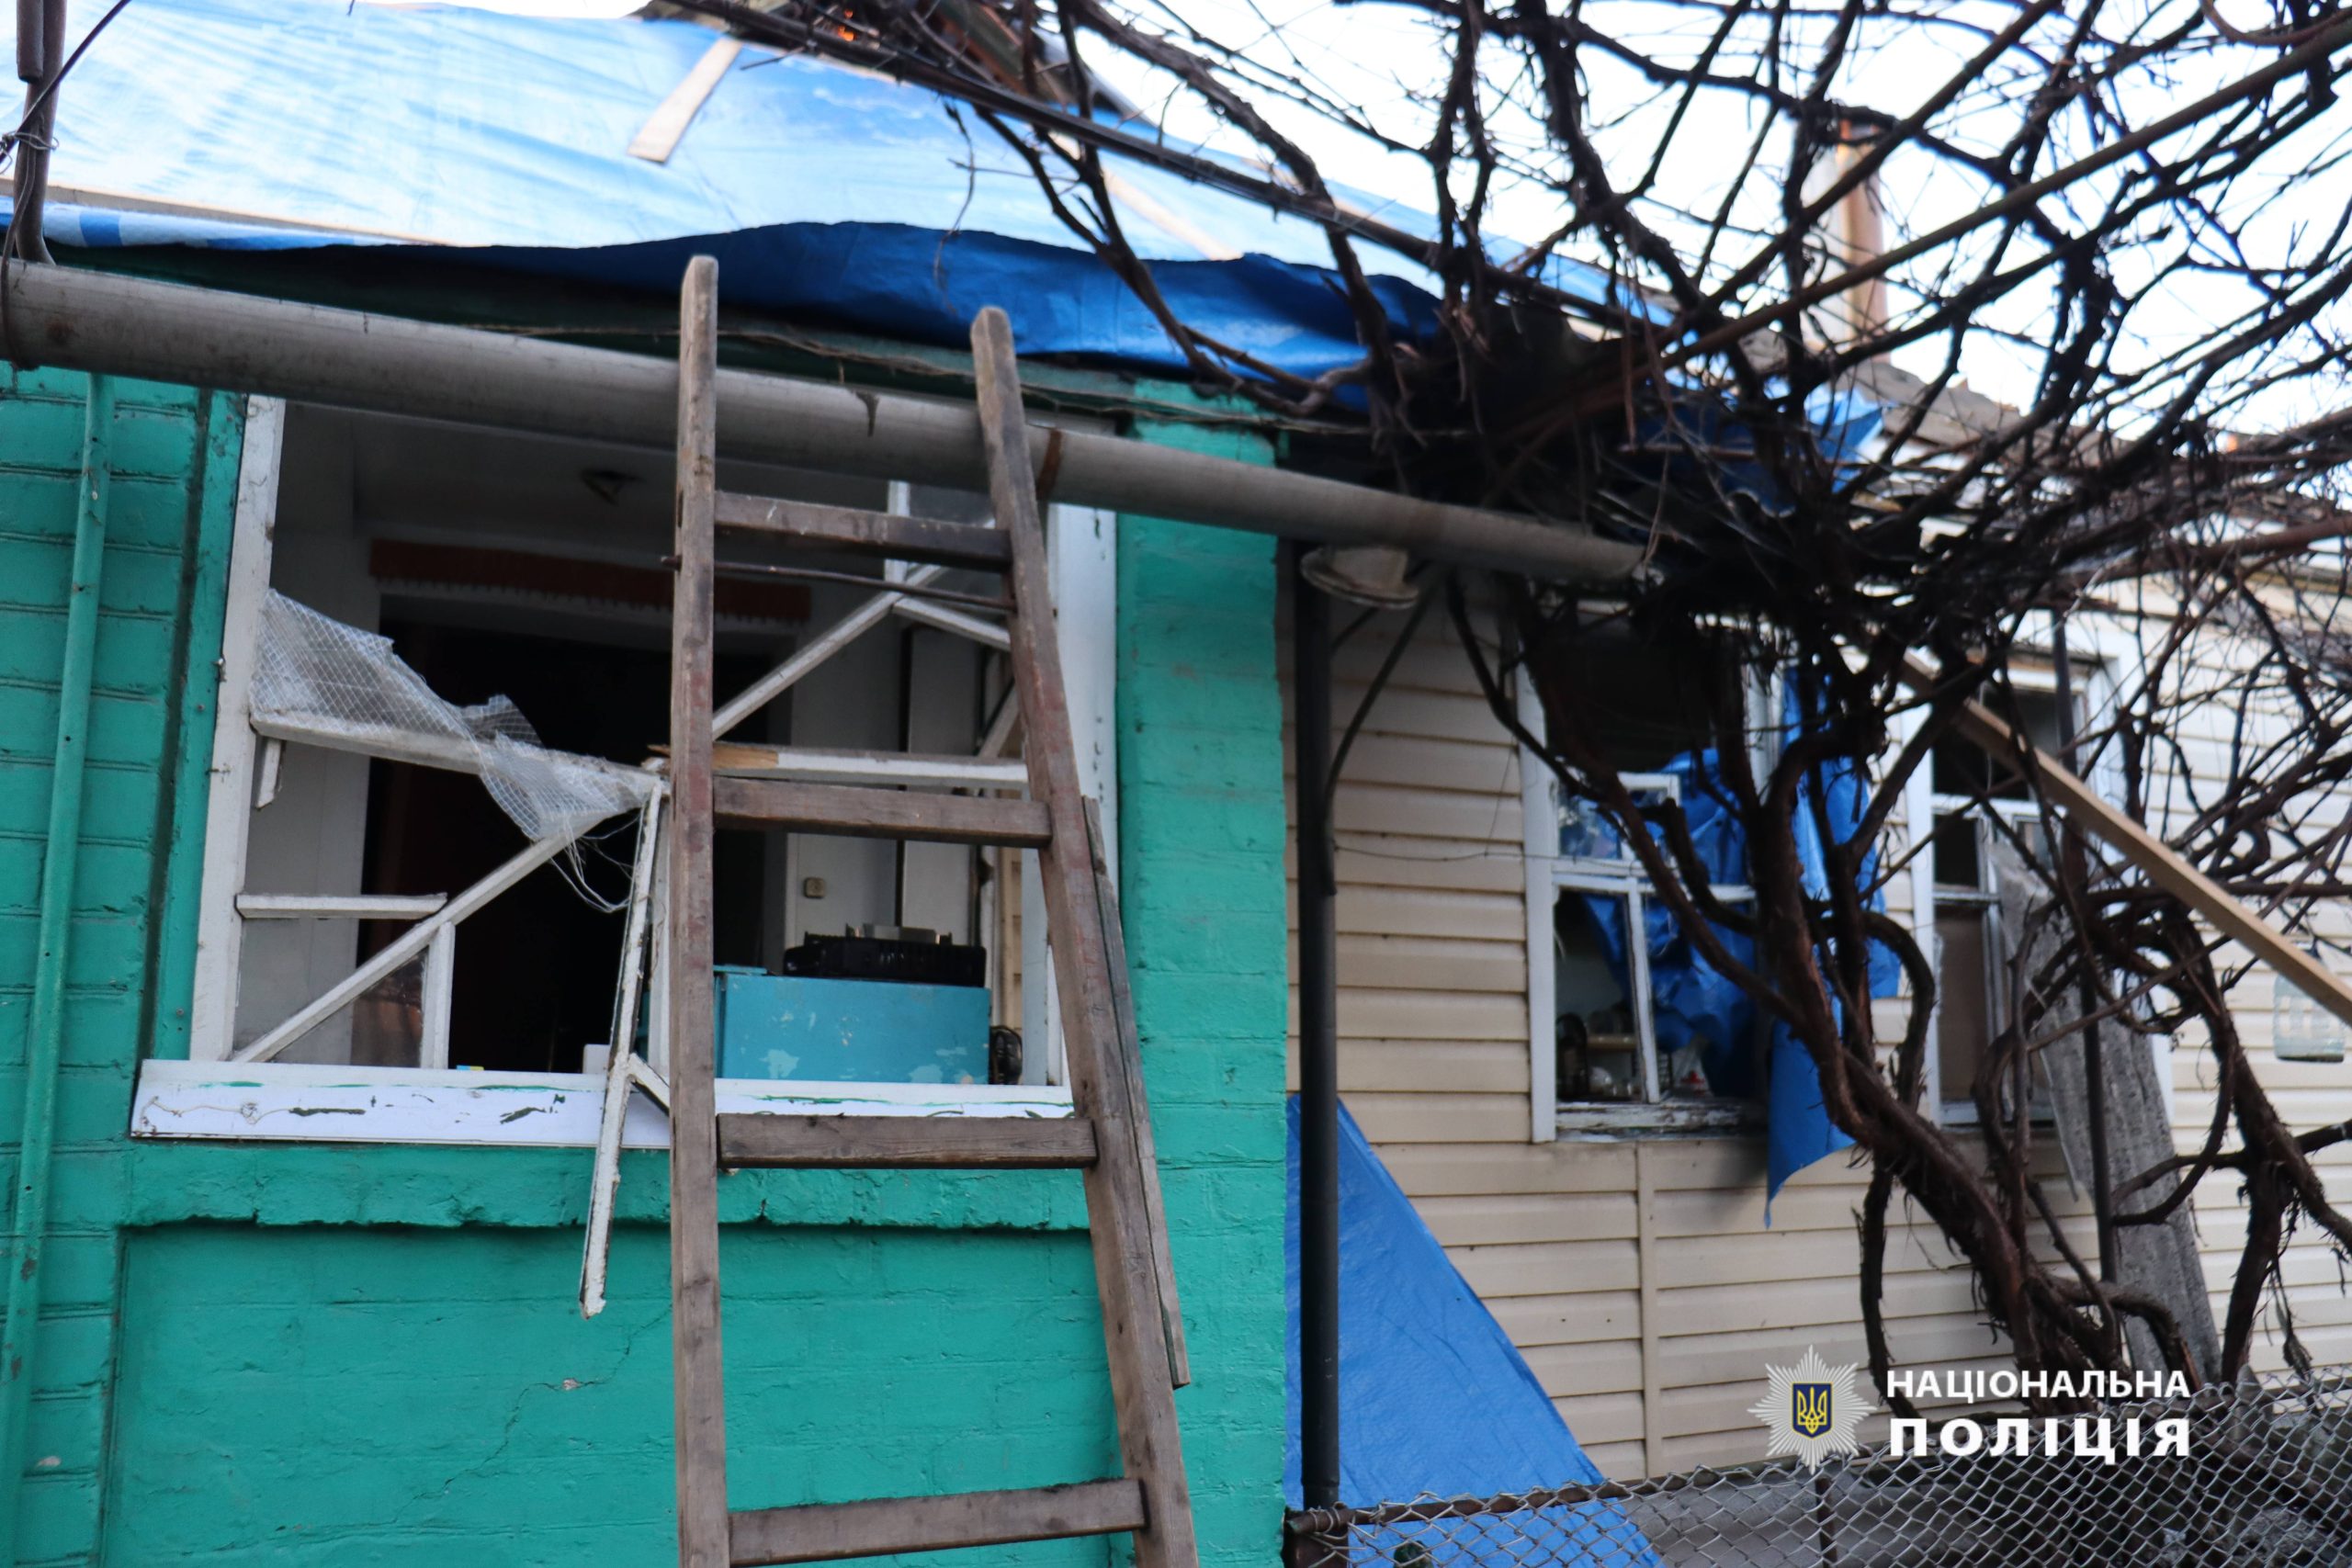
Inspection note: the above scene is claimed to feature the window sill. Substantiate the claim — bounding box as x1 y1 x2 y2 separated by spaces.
130 1059 1075 1147
1555 1100 1765 1139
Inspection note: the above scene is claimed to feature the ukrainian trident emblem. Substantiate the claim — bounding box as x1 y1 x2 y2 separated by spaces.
1751 1348 1870 1470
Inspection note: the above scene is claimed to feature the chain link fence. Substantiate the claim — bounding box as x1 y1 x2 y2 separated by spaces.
1284 1367 2352 1568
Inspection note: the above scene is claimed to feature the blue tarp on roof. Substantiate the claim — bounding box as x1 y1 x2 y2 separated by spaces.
11 0 1623 381
1286 1100 1659 1565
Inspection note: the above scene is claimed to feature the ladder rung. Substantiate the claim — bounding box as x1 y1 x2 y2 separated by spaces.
729 1479 1146 1566
718 1114 1098 1170
715 493 1012 572
710 742 1027 791
714 778 1053 847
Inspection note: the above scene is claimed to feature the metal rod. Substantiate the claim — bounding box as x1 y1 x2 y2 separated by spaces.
9 0 63 265
4 262 1642 583
1 374 107 1556
1294 547 1342 1509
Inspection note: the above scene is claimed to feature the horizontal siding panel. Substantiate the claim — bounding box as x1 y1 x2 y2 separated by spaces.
1418 1192 1638 1247
1333 933 1526 995
1524 1339 1645 1401
1552 1392 1645 1448
1334 1040 1529 1094
1329 886 1525 941
1488 1290 1643 1348
1450 1238 1642 1297
1329 843 1523 894
1344 1091 1528 1145
1376 1141 1637 1198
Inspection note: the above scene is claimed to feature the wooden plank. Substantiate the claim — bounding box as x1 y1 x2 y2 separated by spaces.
668 254 731 1568
708 743 1027 789
1085 796 1190 1388
971 307 1199 1568
627 37 741 164
713 776 1052 846
728 1479 1146 1566
717 1112 1097 1169
715 491 1012 570
1910 655 2352 1029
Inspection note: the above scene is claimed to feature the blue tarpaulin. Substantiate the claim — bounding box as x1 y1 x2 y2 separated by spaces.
6 0 1624 384
1286 1100 1659 1564
1568 705 1897 1211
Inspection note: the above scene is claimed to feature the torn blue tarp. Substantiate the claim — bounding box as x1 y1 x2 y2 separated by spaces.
1566 723 1896 1208
1287 1100 1658 1563
6 0 1623 386
1574 750 1759 1100
1770 684 1903 1202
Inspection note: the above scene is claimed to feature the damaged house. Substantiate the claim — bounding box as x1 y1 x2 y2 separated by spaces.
6 2 2352 1566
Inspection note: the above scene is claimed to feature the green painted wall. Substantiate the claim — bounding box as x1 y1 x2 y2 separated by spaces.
0 374 1293 1567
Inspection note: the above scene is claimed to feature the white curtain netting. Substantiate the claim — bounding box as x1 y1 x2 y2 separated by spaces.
251 590 655 843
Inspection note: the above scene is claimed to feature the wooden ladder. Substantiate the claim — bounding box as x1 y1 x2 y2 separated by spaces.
662 256 1199 1568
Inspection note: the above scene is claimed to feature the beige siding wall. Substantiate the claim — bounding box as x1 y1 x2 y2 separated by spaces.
1283 615 2110 1483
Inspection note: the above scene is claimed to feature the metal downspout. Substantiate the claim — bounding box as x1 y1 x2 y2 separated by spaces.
1293 549 1341 1512
0 374 111 1540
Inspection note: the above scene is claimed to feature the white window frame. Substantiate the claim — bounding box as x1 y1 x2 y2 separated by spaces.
137 398 1117 1146
1901 639 2156 1125
1521 672 1762 1142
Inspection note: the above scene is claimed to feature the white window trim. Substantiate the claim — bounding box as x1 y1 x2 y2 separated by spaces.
144 398 1116 1145
1905 636 2162 1126
1519 671 1759 1143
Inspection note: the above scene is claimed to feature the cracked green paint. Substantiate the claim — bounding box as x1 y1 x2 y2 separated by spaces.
4 374 1292 1567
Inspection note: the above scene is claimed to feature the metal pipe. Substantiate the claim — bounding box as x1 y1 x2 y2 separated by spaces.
9 0 63 265
5 262 1643 583
0 374 109 1547
1294 550 1341 1508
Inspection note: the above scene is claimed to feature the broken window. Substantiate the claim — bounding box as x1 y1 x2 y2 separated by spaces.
1521 631 1765 1124
178 403 1112 1111
1928 678 2070 1115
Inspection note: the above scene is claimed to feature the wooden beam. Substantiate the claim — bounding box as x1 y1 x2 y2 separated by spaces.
1083 797 1189 1389
729 1480 1146 1566
668 254 732 1568
1915 657 2352 1030
972 306 1201 1568
715 492 1012 571
713 777 1052 847
627 37 741 164
707 743 1026 790
717 1113 1097 1169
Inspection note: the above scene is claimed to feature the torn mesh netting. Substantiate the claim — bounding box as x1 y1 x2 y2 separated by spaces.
249 589 655 844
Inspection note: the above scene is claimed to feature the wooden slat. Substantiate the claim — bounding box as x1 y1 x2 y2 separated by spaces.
713 777 1051 846
972 306 1200 1568
627 37 741 164
707 742 1027 790
1906 656 2352 1028
1084 796 1190 1388
718 1113 1097 1169
728 1479 1146 1566
668 254 731 1568
715 492 1012 570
